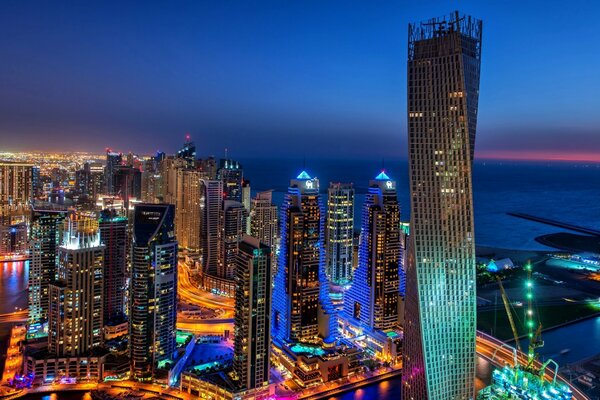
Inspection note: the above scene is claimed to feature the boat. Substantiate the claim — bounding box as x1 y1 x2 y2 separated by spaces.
560 348 571 355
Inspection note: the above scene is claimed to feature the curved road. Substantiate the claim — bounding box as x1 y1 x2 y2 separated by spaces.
177 262 234 333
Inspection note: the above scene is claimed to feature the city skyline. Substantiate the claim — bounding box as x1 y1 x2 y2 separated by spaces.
0 3 598 400
2 1 600 162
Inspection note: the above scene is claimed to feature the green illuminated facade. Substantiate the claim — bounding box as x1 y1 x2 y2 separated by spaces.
403 11 482 400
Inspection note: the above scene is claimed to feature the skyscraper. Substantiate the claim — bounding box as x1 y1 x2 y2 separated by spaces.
221 201 247 279
250 191 278 250
326 182 354 285
0 162 33 224
200 179 223 276
272 171 335 344
105 150 123 195
175 169 202 252
48 213 104 356
233 235 272 392
403 12 482 400
242 179 251 234
218 159 243 203
99 209 128 325
343 172 401 330
113 165 142 207
28 203 69 336
176 134 196 166
130 204 178 380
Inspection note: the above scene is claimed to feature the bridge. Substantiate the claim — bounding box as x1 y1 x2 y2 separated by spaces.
508 212 600 237
476 331 590 400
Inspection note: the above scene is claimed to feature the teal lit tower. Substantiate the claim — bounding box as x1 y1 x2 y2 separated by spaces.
403 11 482 400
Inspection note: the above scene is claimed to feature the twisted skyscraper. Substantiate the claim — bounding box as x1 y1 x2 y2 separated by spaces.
403 11 482 400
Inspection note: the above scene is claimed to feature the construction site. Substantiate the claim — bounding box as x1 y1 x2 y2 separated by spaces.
477 262 582 399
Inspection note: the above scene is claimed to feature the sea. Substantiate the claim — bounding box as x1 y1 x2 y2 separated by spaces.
5 158 600 399
243 158 600 251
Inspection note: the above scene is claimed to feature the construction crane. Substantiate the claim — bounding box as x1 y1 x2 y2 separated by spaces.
523 261 544 372
497 277 522 354
478 262 572 399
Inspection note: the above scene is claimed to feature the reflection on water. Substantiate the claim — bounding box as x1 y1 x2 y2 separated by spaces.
23 392 92 400
0 261 29 374
328 357 492 400
0 261 29 314
328 376 402 400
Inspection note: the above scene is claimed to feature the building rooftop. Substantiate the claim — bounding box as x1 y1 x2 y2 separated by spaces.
296 170 312 180
375 170 391 180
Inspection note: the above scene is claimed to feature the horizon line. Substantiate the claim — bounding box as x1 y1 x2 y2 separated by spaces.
2 149 600 164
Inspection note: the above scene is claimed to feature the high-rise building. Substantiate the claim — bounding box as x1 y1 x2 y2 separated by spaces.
343 172 401 331
177 134 196 166
28 203 70 336
75 162 104 200
32 166 42 199
159 157 187 205
200 179 223 276
99 209 128 325
232 235 272 391
130 203 178 380
88 162 105 200
242 179 251 234
48 213 104 356
0 162 33 224
403 12 482 400
199 156 217 180
141 156 162 203
326 182 354 285
220 201 247 279
0 222 28 256
250 191 278 250
113 165 142 207
105 150 123 195
218 159 243 203
272 171 336 344
173 169 202 252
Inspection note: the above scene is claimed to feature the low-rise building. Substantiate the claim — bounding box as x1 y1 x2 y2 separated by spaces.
271 342 362 388
180 368 270 400
338 313 402 365
23 345 108 385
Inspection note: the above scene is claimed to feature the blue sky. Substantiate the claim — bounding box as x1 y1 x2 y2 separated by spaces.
1 0 599 160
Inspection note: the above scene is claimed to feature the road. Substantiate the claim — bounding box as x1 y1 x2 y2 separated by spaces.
1 324 26 383
176 262 234 333
0 310 27 324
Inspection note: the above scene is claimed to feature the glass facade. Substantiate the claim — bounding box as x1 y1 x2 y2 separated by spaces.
326 183 354 285
403 11 482 400
272 172 336 344
130 203 178 380
343 172 402 330
233 236 272 391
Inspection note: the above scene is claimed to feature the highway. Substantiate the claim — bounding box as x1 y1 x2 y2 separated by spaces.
176 262 234 333
0 310 27 324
